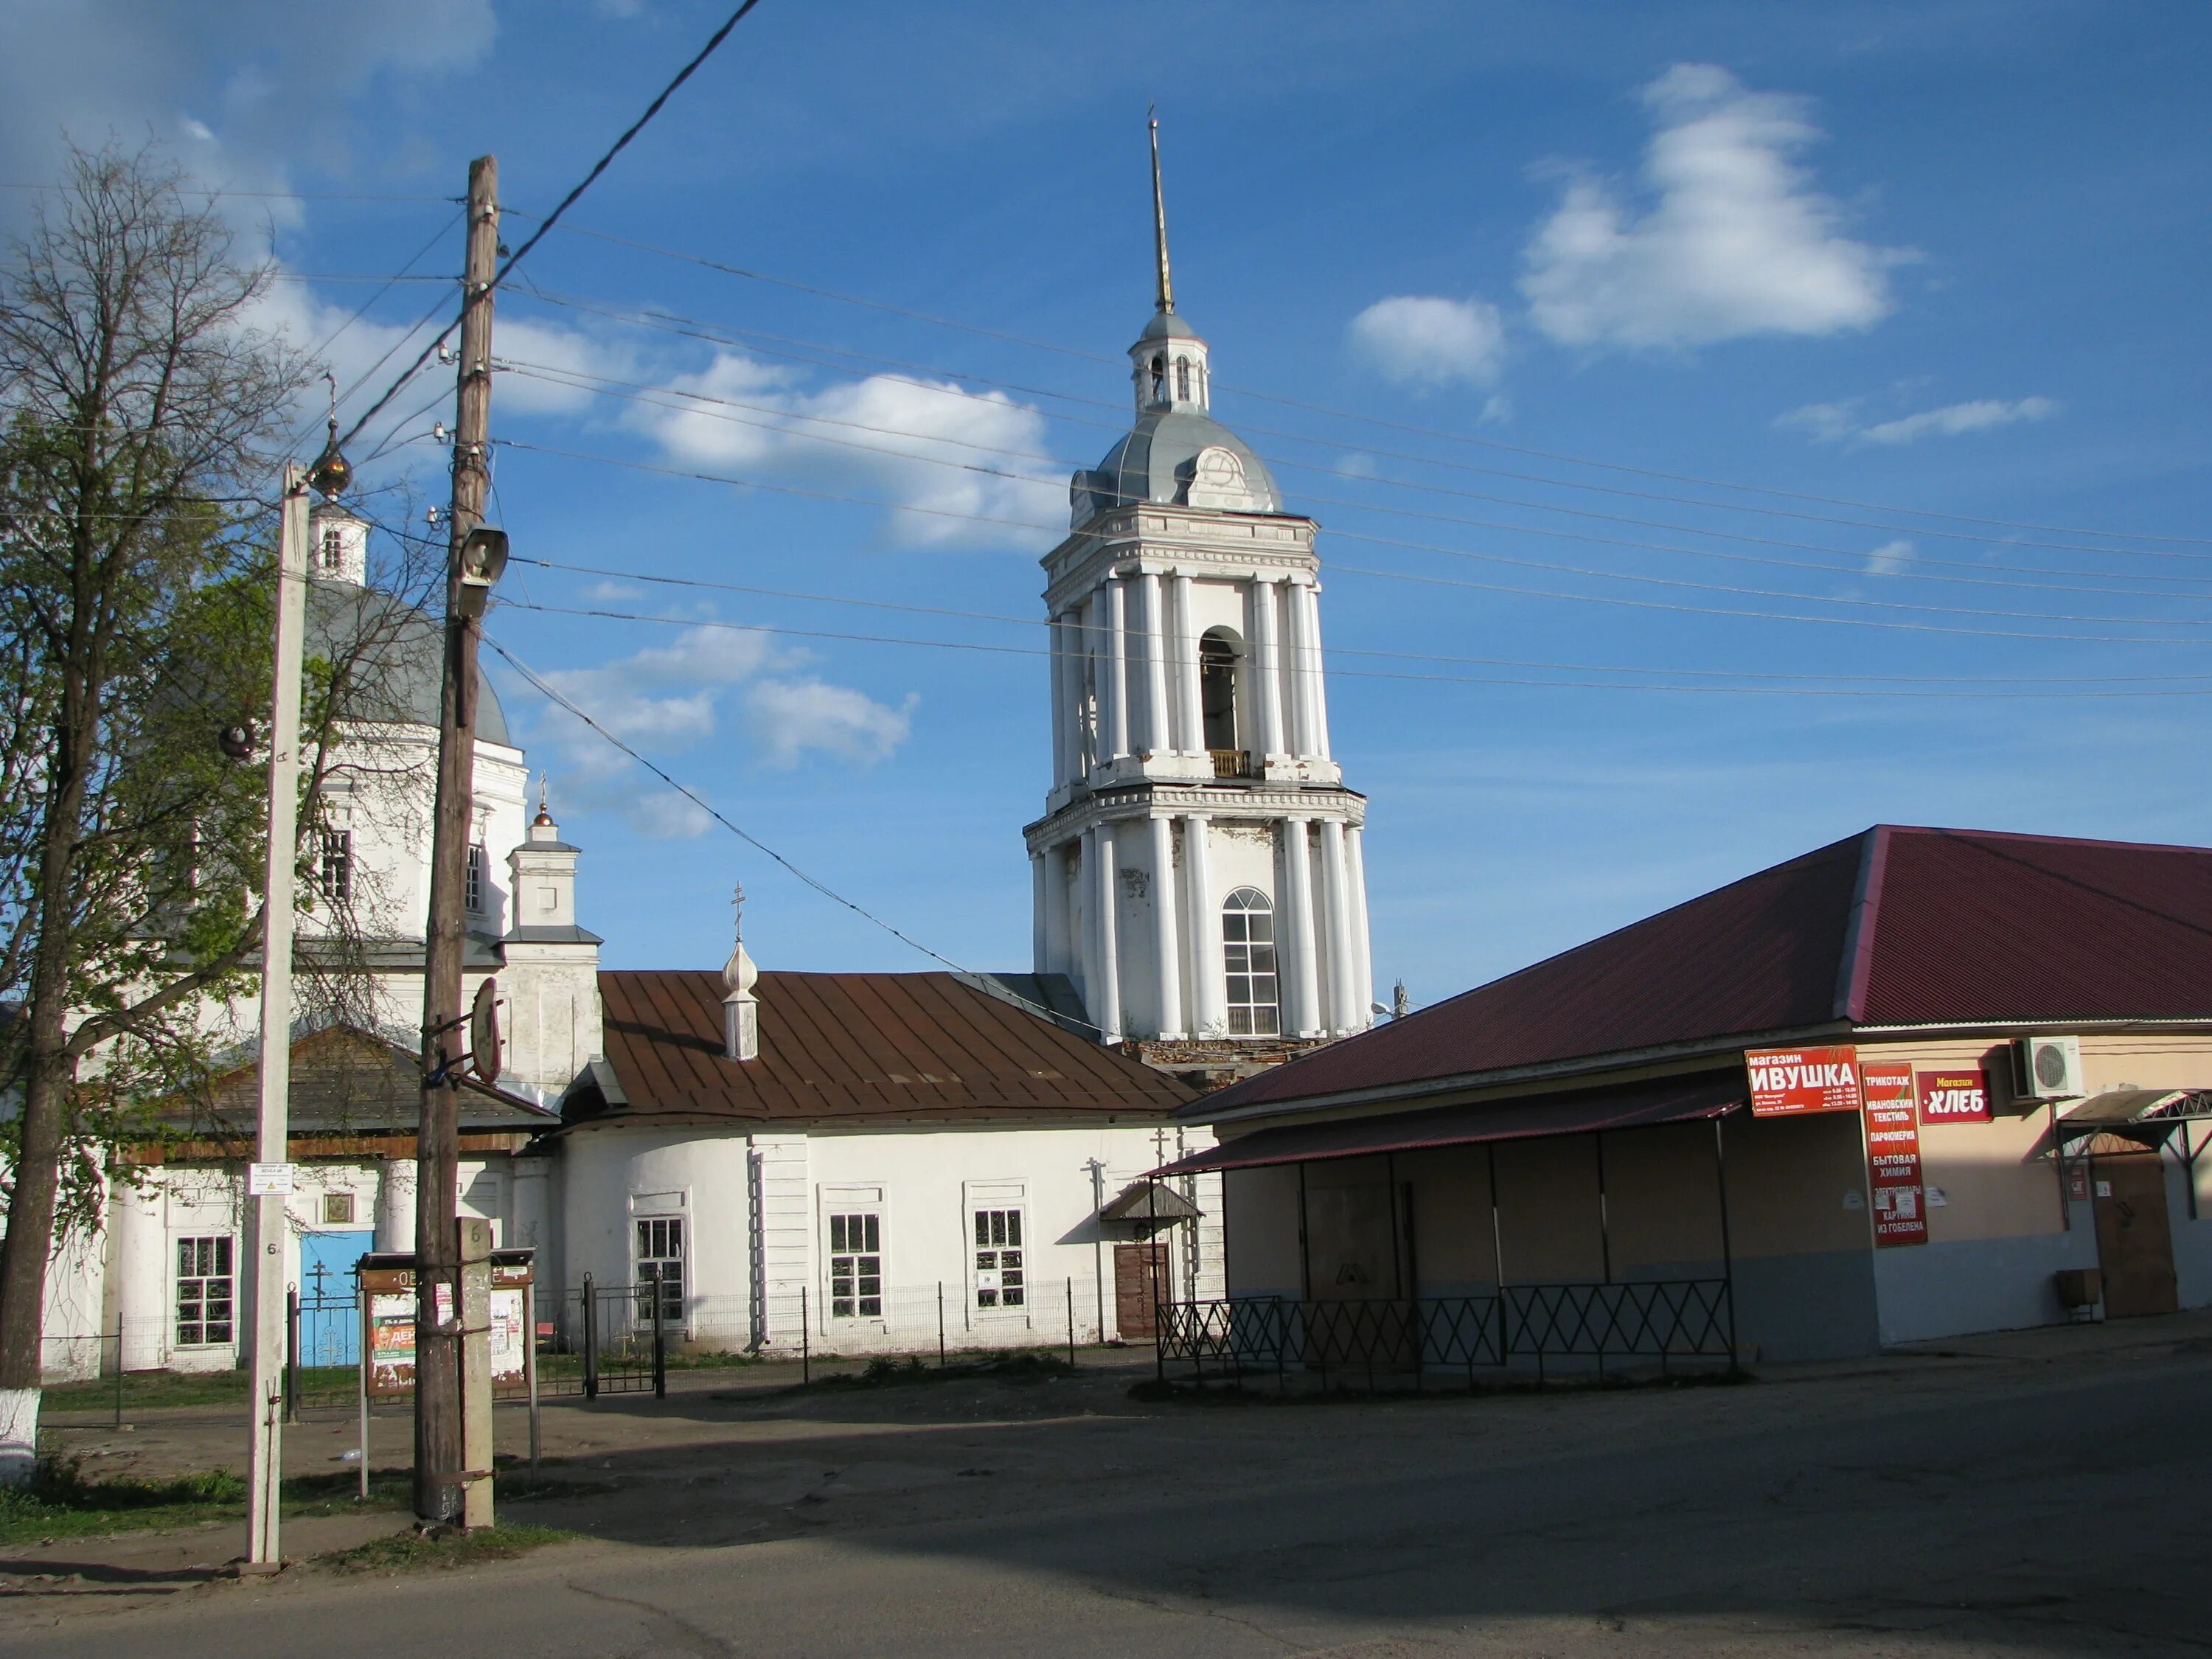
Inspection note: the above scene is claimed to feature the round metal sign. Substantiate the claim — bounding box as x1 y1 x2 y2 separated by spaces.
469 978 501 1082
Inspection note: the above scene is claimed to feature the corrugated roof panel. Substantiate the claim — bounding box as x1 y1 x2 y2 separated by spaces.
589 969 1194 1127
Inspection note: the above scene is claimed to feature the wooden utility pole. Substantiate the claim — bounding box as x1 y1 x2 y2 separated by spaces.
415 154 498 1526
244 465 310 1566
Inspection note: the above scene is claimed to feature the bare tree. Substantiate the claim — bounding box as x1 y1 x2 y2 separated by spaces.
0 141 352 1472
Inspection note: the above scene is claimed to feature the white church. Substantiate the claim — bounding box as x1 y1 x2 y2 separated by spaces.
24 147 1377 1380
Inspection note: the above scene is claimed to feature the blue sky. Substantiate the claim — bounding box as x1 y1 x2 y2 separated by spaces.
8 1 2209 1005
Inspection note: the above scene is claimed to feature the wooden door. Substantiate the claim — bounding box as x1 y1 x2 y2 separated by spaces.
1114 1242 1169 1340
2093 1150 2178 1318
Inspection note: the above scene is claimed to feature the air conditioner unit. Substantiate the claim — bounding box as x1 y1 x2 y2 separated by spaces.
2011 1034 2084 1100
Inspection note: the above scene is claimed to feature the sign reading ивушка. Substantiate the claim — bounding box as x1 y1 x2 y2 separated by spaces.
1745 1045 1864 1116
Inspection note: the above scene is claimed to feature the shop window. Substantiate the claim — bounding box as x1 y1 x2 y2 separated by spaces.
828 1213 883 1318
175 1236 234 1347
635 1217 684 1325
973 1208 1025 1309
1222 888 1281 1036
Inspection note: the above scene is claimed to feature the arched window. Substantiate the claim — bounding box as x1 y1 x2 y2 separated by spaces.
1222 888 1280 1037
1175 356 1192 400
1150 354 1166 403
1200 629 1240 756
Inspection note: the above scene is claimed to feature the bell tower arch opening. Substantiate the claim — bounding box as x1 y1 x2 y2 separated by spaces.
1200 628 1242 759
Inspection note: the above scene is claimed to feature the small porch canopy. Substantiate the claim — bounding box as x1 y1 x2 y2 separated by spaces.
1155 1072 1745 1177
2051 1088 2212 1150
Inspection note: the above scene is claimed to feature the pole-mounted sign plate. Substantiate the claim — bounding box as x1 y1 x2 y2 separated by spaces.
248 1162 296 1197
470 978 501 1082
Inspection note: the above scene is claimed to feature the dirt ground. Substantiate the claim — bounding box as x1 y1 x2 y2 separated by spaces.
5 1314 2211 1656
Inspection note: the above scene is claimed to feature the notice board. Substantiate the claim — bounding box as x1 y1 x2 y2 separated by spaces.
1860 1062 1928 1247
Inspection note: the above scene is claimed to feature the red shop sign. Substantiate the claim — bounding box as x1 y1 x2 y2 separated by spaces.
1747 1046 1864 1117
1917 1068 1992 1124
1860 1062 1927 1248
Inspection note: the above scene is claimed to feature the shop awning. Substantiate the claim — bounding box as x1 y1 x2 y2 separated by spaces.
1155 1072 1745 1177
2053 1088 2212 1149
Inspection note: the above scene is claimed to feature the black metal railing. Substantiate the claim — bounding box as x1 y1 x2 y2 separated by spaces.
1156 1278 1735 1391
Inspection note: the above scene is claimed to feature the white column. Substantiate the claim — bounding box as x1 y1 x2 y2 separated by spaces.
376 1158 417 1254
1147 814 1183 1037
1318 818 1354 1034
1249 577 1285 760
1284 577 1317 759
1048 612 1071 785
1173 574 1203 756
112 1178 167 1371
1280 818 1322 1037
1104 579 1130 762
1032 849 1049 975
1088 823 1123 1041
1044 841 1073 976
1138 571 1170 757
1181 813 1221 1035
1300 580 1334 762
1085 589 1108 775
1346 825 1373 1027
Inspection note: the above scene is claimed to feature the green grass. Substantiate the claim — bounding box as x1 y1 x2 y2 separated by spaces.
0 1461 409 1545
320 1522 573 1573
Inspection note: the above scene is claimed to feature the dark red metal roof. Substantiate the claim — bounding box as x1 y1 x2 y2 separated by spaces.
1158 1072 1745 1175
583 970 1194 1127
1210 826 2212 1114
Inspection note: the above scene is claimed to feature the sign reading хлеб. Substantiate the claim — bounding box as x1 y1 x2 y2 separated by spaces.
1745 1046 1864 1117
1917 1068 1993 1124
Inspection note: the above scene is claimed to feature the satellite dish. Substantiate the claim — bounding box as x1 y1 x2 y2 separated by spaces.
469 978 501 1082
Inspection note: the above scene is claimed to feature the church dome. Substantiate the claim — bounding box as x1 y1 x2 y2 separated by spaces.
1077 410 1282 524
305 579 510 746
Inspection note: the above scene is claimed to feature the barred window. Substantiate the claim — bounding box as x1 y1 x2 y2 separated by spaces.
175 1236 234 1346
635 1217 684 1325
319 829 352 904
320 526 345 572
465 844 485 914
973 1207 1024 1309
828 1213 883 1318
1222 888 1280 1036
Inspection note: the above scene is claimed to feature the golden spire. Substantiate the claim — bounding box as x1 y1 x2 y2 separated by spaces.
1150 106 1174 315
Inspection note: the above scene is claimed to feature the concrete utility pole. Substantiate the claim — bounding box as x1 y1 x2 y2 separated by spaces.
244 466 310 1568
415 154 499 1527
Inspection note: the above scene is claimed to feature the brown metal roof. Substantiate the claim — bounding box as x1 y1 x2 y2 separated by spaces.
1208 825 2212 1116
582 969 1195 1127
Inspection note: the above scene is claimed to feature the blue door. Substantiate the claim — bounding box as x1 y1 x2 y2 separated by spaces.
299 1230 374 1367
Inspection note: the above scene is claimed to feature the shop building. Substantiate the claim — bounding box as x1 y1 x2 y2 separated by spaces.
1158 826 2212 1366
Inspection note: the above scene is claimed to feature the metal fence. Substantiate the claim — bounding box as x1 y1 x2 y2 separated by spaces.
1157 1279 1736 1391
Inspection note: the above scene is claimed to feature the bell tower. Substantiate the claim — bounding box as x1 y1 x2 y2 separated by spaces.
1023 119 1373 1060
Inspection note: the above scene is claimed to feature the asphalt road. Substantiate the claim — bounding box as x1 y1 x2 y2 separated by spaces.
7 1324 2210 1656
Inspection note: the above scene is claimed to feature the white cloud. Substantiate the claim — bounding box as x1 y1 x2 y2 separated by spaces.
523 624 914 834
1348 296 1507 386
1859 397 2060 445
1866 539 1915 575
583 580 645 602
1521 63 1911 351
633 353 1063 549
1778 394 2060 446
743 679 917 768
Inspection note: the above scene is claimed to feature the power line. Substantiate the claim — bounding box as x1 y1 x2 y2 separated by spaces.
497 599 2212 698
491 355 2212 600
479 630 1101 1033
485 437 2212 642
509 216 2212 550
503 285 2212 568
332 0 769 452
506 554 2212 686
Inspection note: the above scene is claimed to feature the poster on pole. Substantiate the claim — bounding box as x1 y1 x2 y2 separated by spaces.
1746 1046 1864 1117
1860 1062 1928 1247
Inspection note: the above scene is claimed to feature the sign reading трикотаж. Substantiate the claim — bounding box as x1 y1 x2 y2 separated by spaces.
1746 1046 1864 1117
1861 1062 1928 1247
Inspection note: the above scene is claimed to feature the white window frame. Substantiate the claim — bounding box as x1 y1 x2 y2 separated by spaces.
965 1180 1029 1318
633 1214 685 1328
1222 887 1281 1036
827 1211 884 1320
174 1234 234 1348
